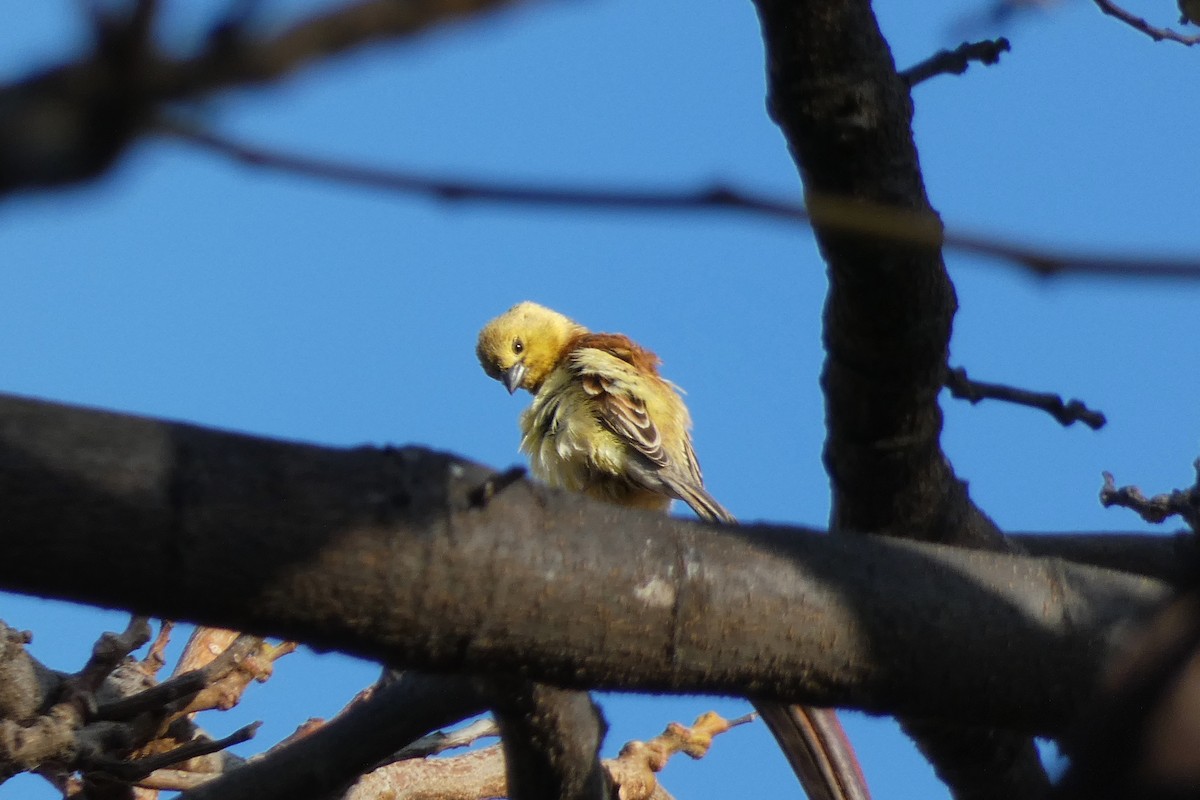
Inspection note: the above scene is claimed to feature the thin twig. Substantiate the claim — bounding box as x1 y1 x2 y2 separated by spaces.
1092 0 1200 44
945 366 1106 429
161 123 1200 281
1101 465 1200 532
902 38 1011 86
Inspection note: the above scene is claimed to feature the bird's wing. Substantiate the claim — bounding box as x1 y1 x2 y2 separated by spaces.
577 367 670 470
569 345 734 523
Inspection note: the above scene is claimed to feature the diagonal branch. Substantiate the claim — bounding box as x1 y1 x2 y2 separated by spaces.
901 37 1011 86
181 672 489 800
1092 0 1200 44
86 721 259 782
162 122 1200 281
0 0 528 194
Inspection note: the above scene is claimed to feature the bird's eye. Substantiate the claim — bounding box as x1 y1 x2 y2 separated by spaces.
513 339 524 354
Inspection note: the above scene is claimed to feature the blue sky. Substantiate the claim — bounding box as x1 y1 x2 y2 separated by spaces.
2 1 1198 797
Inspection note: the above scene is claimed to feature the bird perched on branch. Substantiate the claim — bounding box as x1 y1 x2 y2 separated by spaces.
476 301 870 800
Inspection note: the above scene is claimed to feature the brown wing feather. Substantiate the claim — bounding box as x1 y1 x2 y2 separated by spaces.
579 371 669 468
571 342 734 523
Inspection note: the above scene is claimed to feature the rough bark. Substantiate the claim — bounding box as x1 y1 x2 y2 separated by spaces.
0 392 1166 734
752 0 1051 795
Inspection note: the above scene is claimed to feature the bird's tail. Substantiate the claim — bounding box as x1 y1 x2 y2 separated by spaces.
672 481 737 524
681 494 870 800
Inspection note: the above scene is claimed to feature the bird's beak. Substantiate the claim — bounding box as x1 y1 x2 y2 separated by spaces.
502 360 527 394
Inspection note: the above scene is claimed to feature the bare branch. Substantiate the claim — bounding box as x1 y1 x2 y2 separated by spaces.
174 627 243 677
181 673 490 800
0 604 295 788
94 670 208 721
133 766 213 791
1092 0 1200 44
162 123 1200 282
0 623 59 727
0 704 90 776
180 636 293 716
0 391 1170 733
0 0 528 195
90 721 259 782
388 718 499 762
142 620 174 677
1101 465 1200 532
349 711 753 800
901 38 1011 86
348 744 508 800
1011 531 1195 586
945 366 1107 429
75 616 153 693
605 711 754 800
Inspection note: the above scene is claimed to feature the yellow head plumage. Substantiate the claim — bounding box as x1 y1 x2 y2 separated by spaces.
476 301 587 394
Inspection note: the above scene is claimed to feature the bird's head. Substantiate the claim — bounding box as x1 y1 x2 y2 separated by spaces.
476 301 586 394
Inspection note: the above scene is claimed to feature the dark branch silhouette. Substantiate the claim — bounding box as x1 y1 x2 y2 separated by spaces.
0 0 525 194
182 673 489 800
945 366 1107 429
163 122 1200 281
901 38 1011 86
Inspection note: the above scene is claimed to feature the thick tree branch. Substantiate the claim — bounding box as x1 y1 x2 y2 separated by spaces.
0 393 1168 734
486 680 608 800
751 0 1049 794
1011 532 1195 586
0 623 61 725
